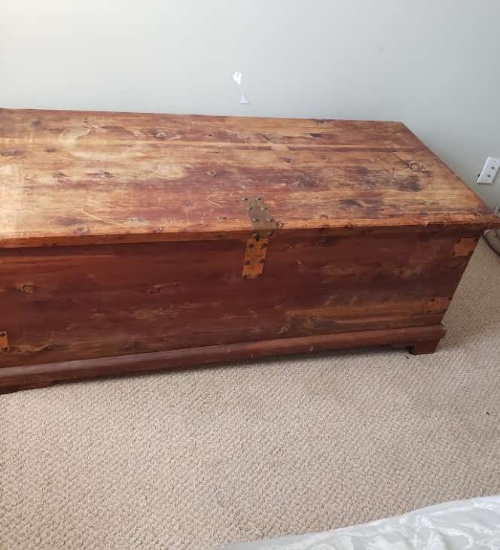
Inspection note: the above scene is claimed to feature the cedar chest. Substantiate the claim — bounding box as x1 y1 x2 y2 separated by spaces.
0 109 498 393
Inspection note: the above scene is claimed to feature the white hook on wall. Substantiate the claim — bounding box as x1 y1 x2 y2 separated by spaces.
232 72 251 105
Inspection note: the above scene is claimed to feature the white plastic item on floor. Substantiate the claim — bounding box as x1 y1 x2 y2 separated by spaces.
224 495 500 549
484 230 500 255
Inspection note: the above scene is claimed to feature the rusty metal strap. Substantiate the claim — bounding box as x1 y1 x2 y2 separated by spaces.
0 331 9 352
242 196 279 239
241 196 278 278
242 237 269 278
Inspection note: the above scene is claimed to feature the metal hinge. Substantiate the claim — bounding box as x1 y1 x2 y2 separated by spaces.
452 238 478 257
241 196 279 278
0 331 9 353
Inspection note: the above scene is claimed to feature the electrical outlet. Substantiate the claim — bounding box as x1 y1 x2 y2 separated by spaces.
477 157 500 185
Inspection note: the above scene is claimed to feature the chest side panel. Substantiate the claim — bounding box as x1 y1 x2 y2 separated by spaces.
0 232 475 367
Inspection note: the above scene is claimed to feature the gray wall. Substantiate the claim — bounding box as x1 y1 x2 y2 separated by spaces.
2 0 499 206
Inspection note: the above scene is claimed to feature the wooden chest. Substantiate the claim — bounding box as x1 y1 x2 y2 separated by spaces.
1 109 498 393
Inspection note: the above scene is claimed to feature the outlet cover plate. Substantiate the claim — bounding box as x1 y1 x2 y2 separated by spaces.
478 157 500 185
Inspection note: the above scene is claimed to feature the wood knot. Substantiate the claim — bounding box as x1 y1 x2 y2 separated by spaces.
1 149 24 157
409 161 423 172
17 283 36 294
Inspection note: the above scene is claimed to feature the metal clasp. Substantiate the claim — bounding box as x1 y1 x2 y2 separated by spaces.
241 196 279 278
0 331 10 353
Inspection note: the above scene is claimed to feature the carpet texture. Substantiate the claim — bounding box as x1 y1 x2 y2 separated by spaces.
1 239 500 550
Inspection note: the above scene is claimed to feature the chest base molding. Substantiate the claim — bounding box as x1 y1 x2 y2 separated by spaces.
0 324 445 394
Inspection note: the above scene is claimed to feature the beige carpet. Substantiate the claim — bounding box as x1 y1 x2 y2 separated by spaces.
1 240 500 550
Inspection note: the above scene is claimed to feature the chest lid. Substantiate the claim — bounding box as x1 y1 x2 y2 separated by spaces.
0 108 498 248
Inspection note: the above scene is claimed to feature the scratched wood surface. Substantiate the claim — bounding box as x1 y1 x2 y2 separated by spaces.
0 109 496 389
0 232 474 368
0 108 498 248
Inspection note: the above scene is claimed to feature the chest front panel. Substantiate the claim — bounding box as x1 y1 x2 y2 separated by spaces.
1 232 474 368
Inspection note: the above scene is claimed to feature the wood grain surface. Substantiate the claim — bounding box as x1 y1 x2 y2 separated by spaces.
0 108 496 391
0 232 472 369
1 109 498 248
0 325 446 393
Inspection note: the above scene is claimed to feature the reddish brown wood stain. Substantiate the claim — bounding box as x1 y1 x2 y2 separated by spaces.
0 108 498 392
1 109 498 247
0 233 469 368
